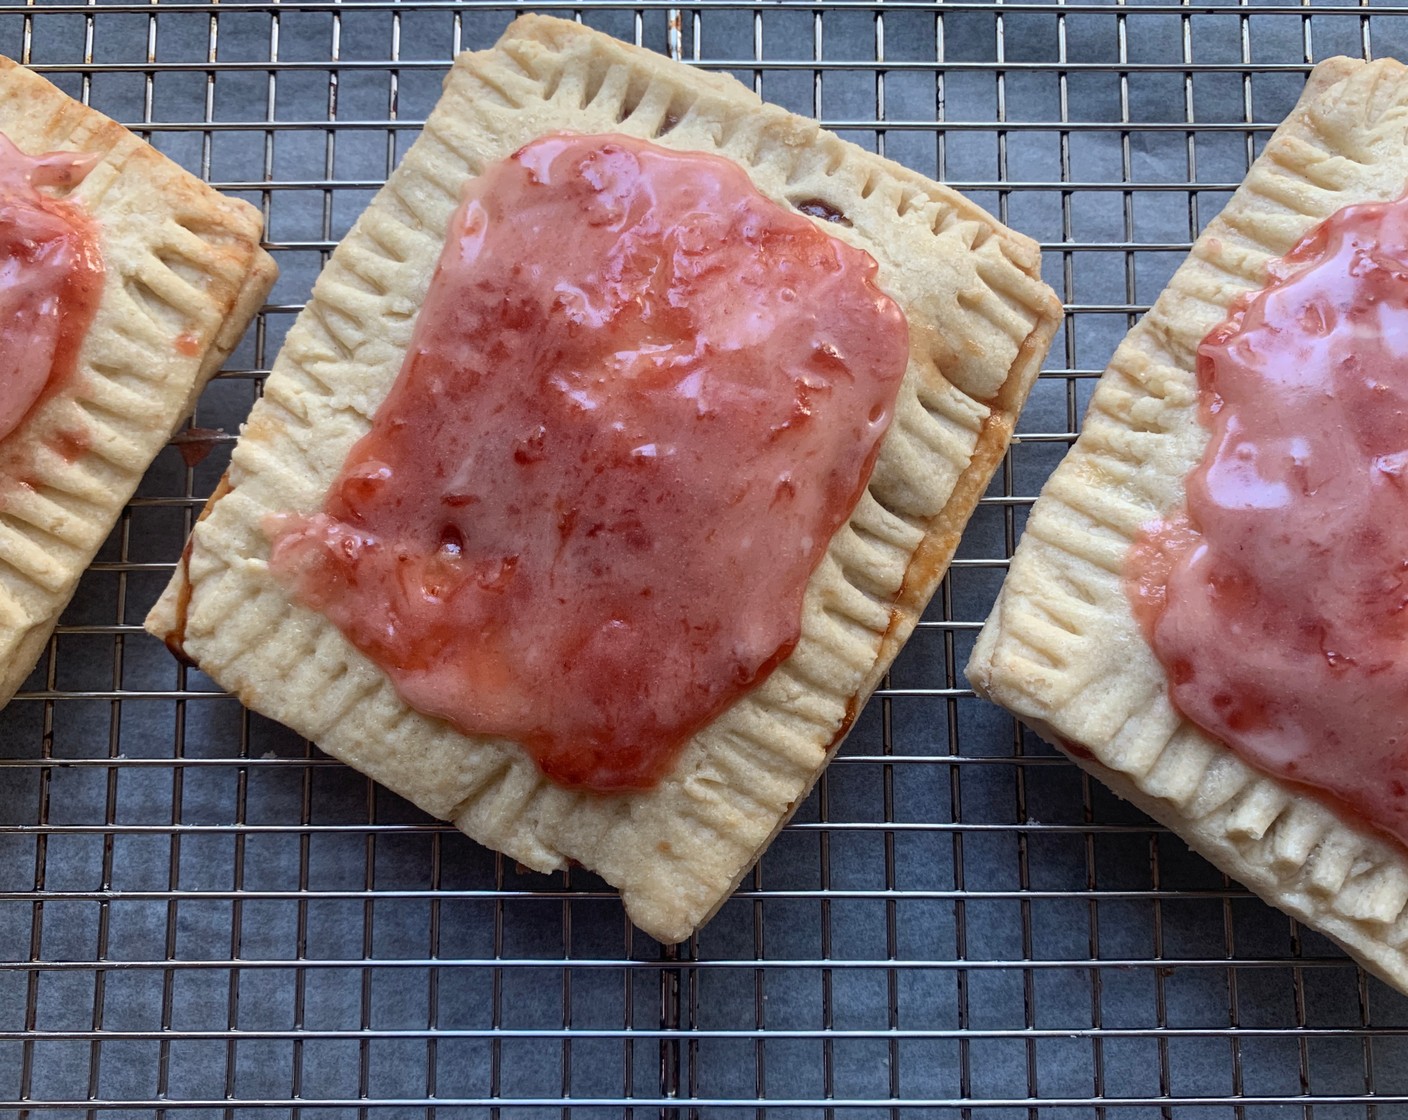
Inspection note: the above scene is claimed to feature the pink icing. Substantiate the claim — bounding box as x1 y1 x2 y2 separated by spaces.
1131 192 1408 845
0 133 102 445
268 132 910 791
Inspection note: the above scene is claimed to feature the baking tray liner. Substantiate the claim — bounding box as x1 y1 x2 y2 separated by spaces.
2 1 1407 1114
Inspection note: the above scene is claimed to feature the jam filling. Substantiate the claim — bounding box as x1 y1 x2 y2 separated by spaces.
1130 192 1408 846
269 133 910 792
0 133 103 446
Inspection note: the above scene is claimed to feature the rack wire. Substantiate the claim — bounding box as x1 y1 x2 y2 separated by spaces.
4 0 1408 1115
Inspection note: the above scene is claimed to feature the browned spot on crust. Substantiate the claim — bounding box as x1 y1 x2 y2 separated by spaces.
826 690 864 756
891 312 1056 627
1058 737 1095 762
163 533 199 667
995 317 1059 414
912 321 961 383
164 469 237 663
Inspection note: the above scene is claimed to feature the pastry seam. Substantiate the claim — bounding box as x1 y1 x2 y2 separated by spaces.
148 15 1062 944
0 55 278 707
968 55 1408 991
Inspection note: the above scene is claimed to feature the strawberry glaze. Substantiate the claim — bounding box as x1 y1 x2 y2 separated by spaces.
269 133 909 791
1131 194 1408 845
0 133 103 444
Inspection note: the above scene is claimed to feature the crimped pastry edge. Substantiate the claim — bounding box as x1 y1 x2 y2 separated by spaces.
0 55 277 708
149 14 1062 943
968 55 1408 993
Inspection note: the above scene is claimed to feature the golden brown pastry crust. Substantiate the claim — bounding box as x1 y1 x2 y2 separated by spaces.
147 15 1061 943
0 55 277 708
969 56 1408 993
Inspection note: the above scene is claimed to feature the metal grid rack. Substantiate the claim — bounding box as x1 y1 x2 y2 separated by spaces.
3 0 1408 1114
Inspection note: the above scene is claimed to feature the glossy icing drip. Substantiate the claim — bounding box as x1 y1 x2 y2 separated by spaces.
0 133 103 445
1131 192 1408 845
269 133 910 792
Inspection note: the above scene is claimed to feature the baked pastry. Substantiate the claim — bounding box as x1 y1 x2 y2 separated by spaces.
0 57 276 710
969 56 1408 993
146 15 1061 943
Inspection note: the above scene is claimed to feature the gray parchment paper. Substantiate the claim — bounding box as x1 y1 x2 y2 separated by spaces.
2 2 1407 1116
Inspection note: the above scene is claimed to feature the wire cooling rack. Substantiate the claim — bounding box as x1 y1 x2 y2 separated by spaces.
4 0 1408 1115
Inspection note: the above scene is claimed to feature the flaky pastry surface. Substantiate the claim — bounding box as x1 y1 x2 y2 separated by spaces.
148 15 1061 943
0 57 277 709
969 57 1408 993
